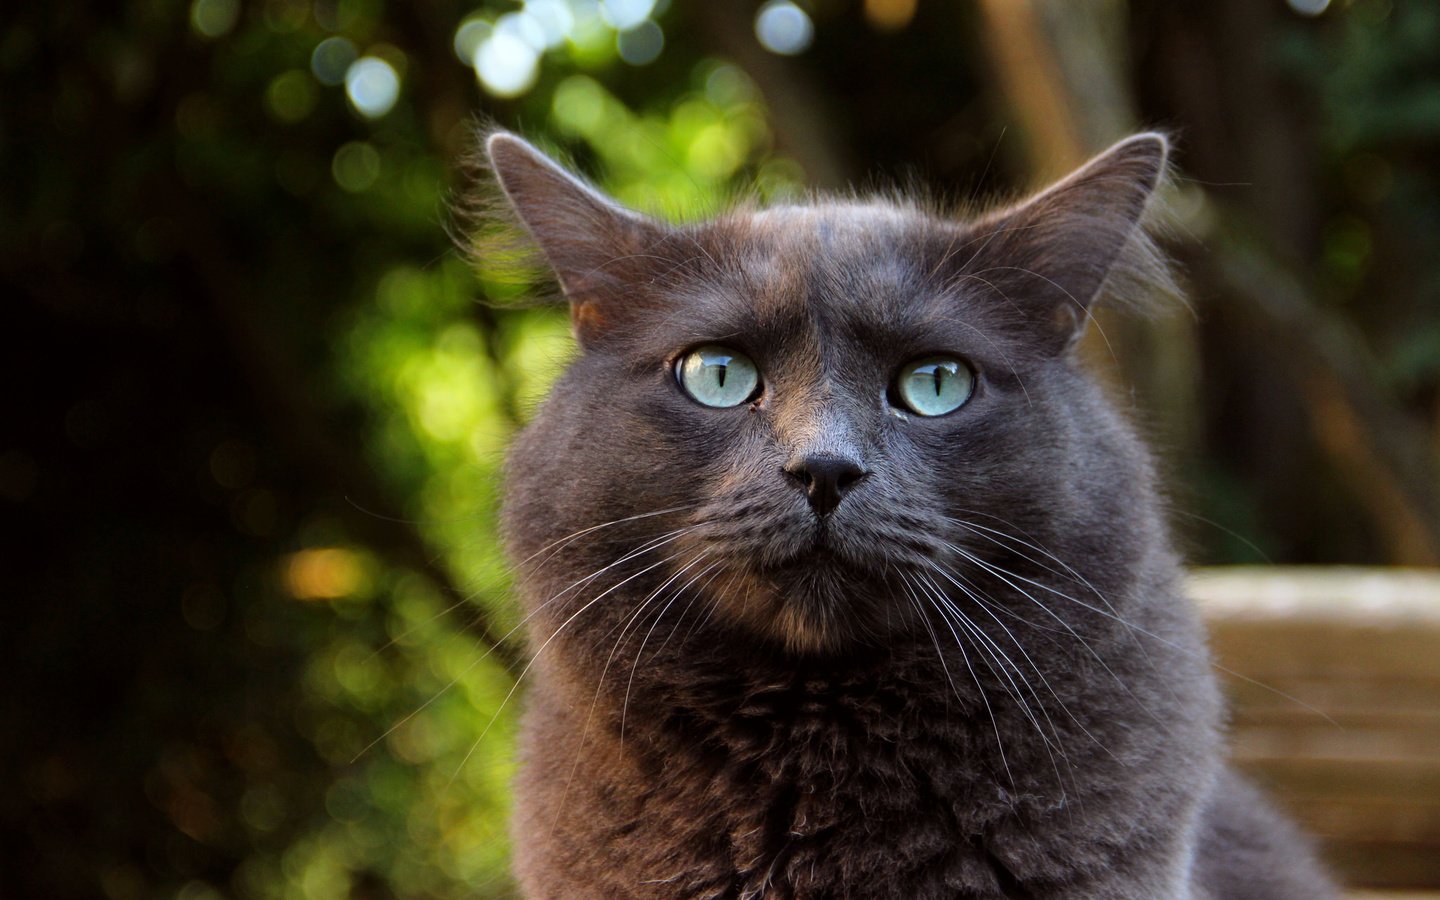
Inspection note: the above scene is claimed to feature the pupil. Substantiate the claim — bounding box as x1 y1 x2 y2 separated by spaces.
716 363 727 388
931 367 943 396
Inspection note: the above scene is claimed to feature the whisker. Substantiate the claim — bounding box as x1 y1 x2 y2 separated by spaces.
520 506 700 578
897 573 965 718
621 553 714 743
547 549 710 839
943 511 1151 658
940 538 1168 730
943 511 1180 710
926 559 1113 767
902 571 1014 787
355 530 696 764
941 536 1336 724
683 565 743 646
924 570 1066 755
915 571 1064 776
943 513 1104 598
448 533 702 786
654 559 726 659
349 601 534 764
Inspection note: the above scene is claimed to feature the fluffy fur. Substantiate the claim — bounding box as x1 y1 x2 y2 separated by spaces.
485 131 1336 899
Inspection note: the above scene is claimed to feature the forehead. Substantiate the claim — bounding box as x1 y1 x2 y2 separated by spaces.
745 203 938 321
658 202 1000 360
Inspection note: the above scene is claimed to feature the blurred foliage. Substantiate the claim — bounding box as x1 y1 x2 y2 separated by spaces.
4 0 1439 897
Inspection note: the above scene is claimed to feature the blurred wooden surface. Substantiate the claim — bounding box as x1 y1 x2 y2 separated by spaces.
1191 567 1440 891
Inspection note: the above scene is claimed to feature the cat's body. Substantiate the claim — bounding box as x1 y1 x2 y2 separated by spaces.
486 133 1337 898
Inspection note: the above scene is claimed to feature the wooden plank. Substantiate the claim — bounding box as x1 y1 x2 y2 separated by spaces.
1188 567 1440 889
1231 727 1440 762
1190 567 1440 622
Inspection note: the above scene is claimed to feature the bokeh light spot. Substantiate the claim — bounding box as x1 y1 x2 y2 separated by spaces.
688 123 746 179
232 489 277 536
190 0 240 38
705 63 757 107
239 784 286 833
475 32 540 98
552 75 609 135
284 548 366 600
566 1 614 64
1287 0 1331 15
266 70 318 123
453 17 492 67
525 0 576 48
345 56 400 118
497 10 549 52
863 0 917 32
755 0 813 55
617 21 664 66
311 36 358 86
332 141 381 192
262 0 308 33
599 0 657 31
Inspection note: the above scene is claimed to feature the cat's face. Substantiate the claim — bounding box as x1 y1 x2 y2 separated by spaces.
491 134 1170 656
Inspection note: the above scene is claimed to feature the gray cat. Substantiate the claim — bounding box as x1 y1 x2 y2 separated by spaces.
484 130 1337 899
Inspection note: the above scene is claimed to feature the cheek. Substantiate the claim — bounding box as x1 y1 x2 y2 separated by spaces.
598 393 784 525
885 410 1053 513
649 385 772 463
696 421 791 509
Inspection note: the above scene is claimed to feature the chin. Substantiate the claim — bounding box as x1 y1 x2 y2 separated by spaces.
708 552 906 656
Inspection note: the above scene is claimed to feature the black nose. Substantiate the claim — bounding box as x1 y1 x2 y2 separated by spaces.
784 454 868 516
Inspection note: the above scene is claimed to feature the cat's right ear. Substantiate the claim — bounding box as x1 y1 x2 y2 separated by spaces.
486 133 664 348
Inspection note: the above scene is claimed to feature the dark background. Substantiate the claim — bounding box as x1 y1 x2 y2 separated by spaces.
5 0 1438 896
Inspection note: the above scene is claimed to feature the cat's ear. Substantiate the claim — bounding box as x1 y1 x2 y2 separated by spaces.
486 132 665 347
963 133 1170 353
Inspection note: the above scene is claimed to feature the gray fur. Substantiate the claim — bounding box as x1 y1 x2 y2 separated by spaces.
485 132 1338 899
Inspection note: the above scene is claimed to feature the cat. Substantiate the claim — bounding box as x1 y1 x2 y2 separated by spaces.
483 129 1338 899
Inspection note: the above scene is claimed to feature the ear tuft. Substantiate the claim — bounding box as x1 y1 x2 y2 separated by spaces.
482 131 668 347
958 132 1175 353
484 132 529 169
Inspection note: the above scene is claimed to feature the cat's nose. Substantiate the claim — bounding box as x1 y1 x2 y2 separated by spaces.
784 454 869 516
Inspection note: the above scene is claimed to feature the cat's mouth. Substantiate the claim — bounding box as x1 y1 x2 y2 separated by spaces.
764 514 904 573
761 544 849 580
708 532 911 653
680 501 936 651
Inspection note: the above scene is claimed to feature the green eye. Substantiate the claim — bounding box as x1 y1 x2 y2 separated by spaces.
676 345 761 408
895 356 974 417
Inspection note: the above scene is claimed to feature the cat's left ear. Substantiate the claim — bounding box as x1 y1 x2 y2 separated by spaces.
962 133 1169 353
486 132 667 347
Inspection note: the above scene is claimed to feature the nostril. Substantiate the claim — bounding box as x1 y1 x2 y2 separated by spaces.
783 454 869 516
783 465 814 489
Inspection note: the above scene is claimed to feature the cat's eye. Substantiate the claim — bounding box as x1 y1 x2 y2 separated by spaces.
676 345 761 408
894 356 975 417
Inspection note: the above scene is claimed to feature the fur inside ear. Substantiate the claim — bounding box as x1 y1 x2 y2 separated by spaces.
960 133 1175 352
485 132 666 346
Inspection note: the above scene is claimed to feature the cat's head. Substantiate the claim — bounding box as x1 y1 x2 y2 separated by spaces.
489 132 1174 657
